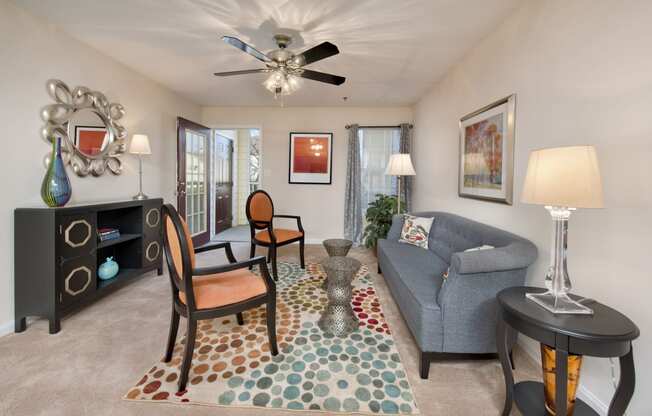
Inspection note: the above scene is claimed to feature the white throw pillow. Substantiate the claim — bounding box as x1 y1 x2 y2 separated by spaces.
399 215 434 249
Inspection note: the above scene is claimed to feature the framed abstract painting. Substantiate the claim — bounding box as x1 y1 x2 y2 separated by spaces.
74 125 109 157
289 132 333 184
458 94 516 204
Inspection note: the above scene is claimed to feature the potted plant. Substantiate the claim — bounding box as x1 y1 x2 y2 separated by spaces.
363 194 406 252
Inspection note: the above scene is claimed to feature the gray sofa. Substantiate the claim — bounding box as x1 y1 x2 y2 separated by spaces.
377 211 537 378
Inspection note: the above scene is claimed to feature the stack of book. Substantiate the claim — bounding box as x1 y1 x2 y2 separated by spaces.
98 227 120 242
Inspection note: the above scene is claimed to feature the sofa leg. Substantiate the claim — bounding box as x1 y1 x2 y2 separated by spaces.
420 351 431 379
377 264 382 274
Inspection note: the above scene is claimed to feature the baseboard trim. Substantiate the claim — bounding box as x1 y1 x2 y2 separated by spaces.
0 320 14 337
518 339 609 415
305 238 331 245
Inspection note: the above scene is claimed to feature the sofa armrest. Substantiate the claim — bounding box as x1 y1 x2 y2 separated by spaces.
386 214 404 241
436 267 526 352
450 241 538 275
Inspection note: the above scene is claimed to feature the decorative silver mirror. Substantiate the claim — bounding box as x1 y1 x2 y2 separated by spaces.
40 79 127 176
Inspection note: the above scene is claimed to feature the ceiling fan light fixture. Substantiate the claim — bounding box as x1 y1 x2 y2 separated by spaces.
263 70 301 97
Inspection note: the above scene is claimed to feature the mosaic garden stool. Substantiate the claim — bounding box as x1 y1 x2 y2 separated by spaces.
321 238 353 289
318 256 361 337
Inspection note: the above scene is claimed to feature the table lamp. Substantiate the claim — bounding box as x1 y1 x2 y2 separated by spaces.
129 134 151 200
385 153 416 214
521 145 603 314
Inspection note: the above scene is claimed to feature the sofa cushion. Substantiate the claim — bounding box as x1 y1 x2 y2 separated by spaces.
377 239 447 351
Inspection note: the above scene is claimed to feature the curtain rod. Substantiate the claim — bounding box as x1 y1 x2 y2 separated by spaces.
345 124 413 129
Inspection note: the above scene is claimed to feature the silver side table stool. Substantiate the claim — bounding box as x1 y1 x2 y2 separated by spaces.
322 238 353 257
318 256 360 337
321 238 353 289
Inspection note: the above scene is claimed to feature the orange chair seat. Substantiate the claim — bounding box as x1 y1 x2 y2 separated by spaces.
179 269 267 309
255 229 303 244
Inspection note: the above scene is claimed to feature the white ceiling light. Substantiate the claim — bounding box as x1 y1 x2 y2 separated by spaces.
263 69 302 98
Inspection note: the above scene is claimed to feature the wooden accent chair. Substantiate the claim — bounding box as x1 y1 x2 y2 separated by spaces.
246 190 305 280
161 204 278 392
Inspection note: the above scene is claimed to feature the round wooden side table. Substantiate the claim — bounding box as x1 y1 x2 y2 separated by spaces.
496 287 639 416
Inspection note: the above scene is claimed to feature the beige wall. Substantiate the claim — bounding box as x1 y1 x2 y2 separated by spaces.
202 107 413 243
0 1 200 331
412 1 652 414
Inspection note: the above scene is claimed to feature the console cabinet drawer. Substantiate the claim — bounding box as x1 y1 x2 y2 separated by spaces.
143 238 162 267
143 203 161 238
59 255 96 307
57 214 96 259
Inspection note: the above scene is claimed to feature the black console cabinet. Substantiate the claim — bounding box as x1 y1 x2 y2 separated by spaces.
14 199 163 334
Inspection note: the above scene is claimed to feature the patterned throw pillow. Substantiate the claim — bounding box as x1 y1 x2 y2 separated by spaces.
399 215 434 249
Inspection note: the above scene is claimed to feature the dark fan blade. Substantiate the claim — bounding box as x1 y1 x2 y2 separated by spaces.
222 36 270 62
214 69 270 76
295 69 345 85
295 42 339 66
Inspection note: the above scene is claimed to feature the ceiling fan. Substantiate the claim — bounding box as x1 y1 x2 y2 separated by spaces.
214 34 346 97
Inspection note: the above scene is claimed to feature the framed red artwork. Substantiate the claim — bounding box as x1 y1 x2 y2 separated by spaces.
74 125 109 157
288 132 333 184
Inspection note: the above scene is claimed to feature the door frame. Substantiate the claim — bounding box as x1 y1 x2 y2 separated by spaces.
176 117 212 246
212 132 234 235
208 125 263 238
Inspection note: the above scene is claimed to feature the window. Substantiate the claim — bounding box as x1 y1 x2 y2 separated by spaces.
248 129 261 194
184 129 207 235
359 127 400 212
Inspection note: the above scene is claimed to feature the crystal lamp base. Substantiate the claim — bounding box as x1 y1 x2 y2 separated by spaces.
526 291 593 315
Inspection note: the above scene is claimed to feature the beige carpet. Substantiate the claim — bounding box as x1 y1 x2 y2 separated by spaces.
0 244 538 415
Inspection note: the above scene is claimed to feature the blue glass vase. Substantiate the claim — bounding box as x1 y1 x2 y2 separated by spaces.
41 137 72 207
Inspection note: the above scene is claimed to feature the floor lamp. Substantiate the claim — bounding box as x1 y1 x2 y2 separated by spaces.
521 145 603 314
385 153 416 214
129 134 151 200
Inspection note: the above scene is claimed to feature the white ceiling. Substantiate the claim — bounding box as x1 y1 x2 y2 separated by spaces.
15 0 520 107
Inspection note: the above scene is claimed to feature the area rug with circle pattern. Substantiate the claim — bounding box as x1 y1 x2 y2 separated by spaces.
124 261 419 414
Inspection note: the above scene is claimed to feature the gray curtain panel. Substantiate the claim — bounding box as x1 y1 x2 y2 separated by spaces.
344 124 363 244
399 123 413 212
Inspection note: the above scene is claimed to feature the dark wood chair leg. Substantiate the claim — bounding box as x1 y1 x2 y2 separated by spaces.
249 243 256 270
237 312 244 325
267 248 272 263
178 318 197 392
270 245 278 281
266 295 278 356
299 238 305 269
164 308 180 362
509 350 515 370
420 351 431 379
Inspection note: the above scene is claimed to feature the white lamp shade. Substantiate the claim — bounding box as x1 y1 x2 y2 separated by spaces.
385 153 416 176
521 145 603 208
129 134 151 155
